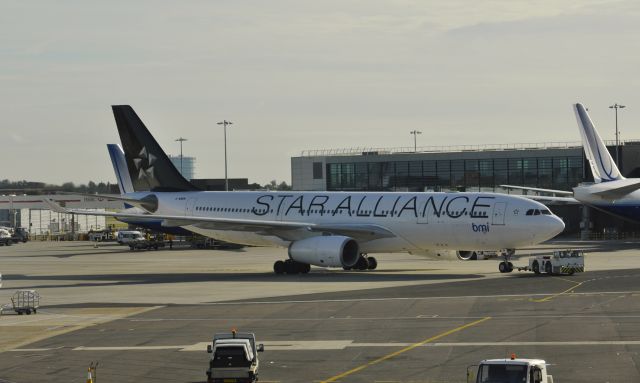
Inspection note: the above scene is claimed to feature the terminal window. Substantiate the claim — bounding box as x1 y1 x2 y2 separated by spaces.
313 162 323 179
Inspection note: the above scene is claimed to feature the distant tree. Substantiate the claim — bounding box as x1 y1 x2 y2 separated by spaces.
61 182 75 192
265 180 291 191
97 182 109 193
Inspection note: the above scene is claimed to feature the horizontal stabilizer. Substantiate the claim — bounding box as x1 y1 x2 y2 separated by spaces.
55 192 157 212
591 179 640 198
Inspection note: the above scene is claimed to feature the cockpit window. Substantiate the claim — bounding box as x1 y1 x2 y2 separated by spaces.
526 209 549 216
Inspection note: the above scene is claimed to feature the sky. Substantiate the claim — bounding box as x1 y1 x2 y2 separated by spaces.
2 0 640 186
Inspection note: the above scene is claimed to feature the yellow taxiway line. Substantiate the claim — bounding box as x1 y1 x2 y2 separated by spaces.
319 316 491 383
530 277 584 303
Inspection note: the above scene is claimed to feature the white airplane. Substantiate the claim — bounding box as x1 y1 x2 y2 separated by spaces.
504 103 640 223
46 105 564 274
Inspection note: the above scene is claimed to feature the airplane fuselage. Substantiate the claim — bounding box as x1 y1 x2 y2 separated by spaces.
126 190 564 254
574 182 640 223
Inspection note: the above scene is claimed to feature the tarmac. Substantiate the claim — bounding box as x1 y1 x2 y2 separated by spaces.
1 240 640 382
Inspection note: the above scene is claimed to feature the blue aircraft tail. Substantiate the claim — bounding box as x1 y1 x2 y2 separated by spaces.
574 103 624 183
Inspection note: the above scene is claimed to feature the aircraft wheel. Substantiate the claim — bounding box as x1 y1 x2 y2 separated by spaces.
301 263 311 274
273 260 285 274
498 262 508 273
532 261 540 274
355 256 369 270
343 266 352 271
367 257 377 270
507 262 514 273
285 260 300 274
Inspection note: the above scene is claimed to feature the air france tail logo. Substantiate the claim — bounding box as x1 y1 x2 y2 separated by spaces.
133 146 156 181
472 223 490 233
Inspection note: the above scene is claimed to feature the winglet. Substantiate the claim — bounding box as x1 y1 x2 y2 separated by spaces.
574 103 624 183
43 198 69 214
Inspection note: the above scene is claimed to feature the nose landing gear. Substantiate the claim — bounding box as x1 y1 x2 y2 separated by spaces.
498 249 515 273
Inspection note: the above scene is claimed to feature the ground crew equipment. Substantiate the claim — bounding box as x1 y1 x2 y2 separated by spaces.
467 355 554 383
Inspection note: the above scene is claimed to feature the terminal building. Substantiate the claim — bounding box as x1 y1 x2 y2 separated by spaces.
169 155 196 180
291 141 640 236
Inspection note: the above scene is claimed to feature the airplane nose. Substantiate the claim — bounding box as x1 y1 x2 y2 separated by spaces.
548 216 565 238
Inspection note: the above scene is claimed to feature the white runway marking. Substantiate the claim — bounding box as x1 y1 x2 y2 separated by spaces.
199 290 640 305
130 314 640 322
13 340 640 352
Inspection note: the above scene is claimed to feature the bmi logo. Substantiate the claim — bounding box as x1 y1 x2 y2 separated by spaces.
472 223 490 233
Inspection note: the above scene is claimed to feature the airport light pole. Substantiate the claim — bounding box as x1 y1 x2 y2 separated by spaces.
217 120 233 191
609 103 626 166
175 137 187 175
410 130 422 152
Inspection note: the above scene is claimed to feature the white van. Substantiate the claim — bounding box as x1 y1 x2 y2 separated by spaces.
116 231 145 244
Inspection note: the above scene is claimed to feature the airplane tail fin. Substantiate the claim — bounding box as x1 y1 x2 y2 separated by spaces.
107 144 134 195
111 105 199 192
573 103 624 183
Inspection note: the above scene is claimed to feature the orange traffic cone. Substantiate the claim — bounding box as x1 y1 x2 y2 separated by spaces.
86 367 93 383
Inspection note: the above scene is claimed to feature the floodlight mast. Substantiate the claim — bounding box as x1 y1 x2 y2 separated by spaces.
217 120 233 191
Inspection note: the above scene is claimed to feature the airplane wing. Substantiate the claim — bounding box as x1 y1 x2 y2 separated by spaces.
500 185 573 195
43 199 395 242
499 185 578 204
520 195 579 204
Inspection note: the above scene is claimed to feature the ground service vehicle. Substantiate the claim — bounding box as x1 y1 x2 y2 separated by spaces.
0 229 12 246
468 356 554 383
11 227 28 243
9 290 40 315
128 236 165 250
519 249 584 275
117 230 145 244
206 331 264 383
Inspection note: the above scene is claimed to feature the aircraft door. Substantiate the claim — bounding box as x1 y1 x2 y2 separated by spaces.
492 202 506 225
185 198 198 216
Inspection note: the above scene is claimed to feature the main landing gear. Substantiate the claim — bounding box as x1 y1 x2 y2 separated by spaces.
343 254 377 271
273 259 311 275
498 249 515 273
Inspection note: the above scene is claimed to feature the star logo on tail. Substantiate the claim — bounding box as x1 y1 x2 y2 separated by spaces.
133 147 156 182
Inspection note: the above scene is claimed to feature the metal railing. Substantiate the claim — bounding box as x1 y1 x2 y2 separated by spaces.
300 139 635 157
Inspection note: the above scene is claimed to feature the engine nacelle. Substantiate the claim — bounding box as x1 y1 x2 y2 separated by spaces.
288 236 360 268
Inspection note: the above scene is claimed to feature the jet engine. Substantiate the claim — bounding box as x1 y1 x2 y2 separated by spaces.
288 236 360 268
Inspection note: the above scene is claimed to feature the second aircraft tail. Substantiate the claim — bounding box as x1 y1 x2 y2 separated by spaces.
107 144 135 195
573 103 624 183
